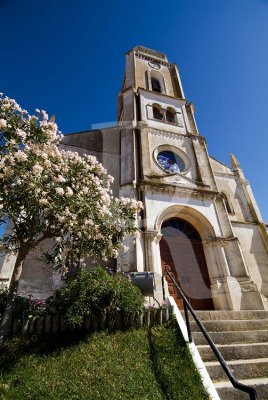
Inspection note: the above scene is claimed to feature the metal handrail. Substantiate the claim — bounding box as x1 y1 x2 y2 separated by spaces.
164 268 257 400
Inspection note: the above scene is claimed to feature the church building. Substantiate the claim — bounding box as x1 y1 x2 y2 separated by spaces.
1 46 268 311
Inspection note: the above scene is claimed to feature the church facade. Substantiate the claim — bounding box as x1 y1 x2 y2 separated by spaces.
1 46 268 310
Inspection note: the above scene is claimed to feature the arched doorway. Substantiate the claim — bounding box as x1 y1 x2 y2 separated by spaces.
160 218 214 310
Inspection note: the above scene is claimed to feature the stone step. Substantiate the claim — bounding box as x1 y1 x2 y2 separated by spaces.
190 310 268 321
192 330 268 345
190 319 268 332
197 342 268 362
188 311 268 398
205 358 268 381
214 377 268 400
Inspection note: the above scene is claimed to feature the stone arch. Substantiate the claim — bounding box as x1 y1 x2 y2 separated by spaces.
166 107 176 124
152 103 164 121
152 205 218 310
155 204 216 240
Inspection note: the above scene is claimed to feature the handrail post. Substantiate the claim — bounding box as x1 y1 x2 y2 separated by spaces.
183 300 192 343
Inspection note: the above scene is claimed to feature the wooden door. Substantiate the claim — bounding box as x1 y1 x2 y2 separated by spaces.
160 219 214 311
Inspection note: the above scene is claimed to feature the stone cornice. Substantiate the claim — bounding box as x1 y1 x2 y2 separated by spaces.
140 181 218 200
148 127 203 142
143 172 209 188
148 128 186 141
138 88 186 104
135 52 172 67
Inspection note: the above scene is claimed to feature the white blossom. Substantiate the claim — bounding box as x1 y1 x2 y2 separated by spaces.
15 151 28 162
65 186 73 197
16 128 27 140
32 164 43 175
0 119 7 129
56 187 64 195
82 186 89 194
55 175 66 183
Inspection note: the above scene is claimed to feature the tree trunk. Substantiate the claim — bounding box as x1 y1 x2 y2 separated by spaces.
0 252 25 342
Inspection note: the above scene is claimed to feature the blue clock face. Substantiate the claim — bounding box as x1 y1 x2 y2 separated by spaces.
156 150 185 173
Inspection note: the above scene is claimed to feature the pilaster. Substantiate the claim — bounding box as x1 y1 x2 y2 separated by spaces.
143 230 164 304
203 237 264 310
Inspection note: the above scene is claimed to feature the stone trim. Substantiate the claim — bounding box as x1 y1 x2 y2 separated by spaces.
138 87 186 104
135 52 172 67
144 172 208 187
140 181 217 199
148 127 203 141
202 236 238 246
231 221 258 226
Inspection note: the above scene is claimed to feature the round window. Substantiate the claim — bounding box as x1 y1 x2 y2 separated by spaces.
156 150 185 174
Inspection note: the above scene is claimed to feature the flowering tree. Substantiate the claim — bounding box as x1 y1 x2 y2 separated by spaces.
0 93 143 297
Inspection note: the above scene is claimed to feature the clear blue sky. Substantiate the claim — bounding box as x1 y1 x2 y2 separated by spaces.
1 0 268 221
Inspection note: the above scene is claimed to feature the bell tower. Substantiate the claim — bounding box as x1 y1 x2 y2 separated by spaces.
117 45 219 194
117 46 267 310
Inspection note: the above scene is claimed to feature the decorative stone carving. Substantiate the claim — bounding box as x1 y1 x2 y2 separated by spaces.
135 52 172 67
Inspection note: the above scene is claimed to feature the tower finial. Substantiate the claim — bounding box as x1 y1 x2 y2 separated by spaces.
230 153 240 169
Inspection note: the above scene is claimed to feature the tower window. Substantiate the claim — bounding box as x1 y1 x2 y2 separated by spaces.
152 104 163 120
149 70 166 94
151 78 162 93
166 108 176 124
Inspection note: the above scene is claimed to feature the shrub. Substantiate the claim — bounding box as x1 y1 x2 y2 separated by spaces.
12 296 46 320
1 290 45 323
45 267 144 327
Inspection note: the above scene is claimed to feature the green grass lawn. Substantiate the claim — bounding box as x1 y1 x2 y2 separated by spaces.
0 322 209 400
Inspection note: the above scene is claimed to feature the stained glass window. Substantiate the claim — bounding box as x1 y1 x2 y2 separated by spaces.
156 150 185 173
161 219 200 240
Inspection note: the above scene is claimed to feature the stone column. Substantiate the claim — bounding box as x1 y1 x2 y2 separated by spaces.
135 231 145 273
144 230 162 274
143 230 164 304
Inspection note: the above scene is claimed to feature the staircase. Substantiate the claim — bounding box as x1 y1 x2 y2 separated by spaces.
191 310 268 400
